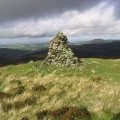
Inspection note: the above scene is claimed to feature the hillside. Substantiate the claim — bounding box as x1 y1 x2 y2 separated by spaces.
0 58 120 120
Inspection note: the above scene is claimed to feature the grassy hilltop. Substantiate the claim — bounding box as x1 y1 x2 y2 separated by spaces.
0 58 120 120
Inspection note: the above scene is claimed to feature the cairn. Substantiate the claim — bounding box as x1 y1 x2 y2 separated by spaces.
44 32 81 67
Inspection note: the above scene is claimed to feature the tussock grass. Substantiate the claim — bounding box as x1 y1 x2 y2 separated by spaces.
0 58 120 120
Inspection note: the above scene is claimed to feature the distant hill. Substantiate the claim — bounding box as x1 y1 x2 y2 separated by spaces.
70 41 120 58
76 39 114 45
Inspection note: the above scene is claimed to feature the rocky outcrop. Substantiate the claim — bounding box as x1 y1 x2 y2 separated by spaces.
44 32 81 67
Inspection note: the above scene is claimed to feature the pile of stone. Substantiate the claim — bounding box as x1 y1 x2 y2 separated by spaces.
44 32 81 67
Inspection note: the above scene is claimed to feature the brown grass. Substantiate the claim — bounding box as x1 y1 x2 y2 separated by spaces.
0 73 119 119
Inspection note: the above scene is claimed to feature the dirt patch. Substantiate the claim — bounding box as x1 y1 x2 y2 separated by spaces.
1 96 36 112
92 76 104 83
13 96 36 109
10 86 25 96
1 102 12 112
21 116 30 120
36 107 91 120
4 80 25 96
36 110 50 120
32 84 46 92
0 92 11 100
9 80 22 86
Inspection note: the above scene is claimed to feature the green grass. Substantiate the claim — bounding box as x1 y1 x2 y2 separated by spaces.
0 58 120 120
1 58 120 80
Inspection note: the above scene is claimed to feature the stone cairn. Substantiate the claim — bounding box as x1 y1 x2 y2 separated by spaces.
44 32 81 67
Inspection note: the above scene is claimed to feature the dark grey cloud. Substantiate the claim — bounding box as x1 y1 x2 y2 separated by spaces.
0 0 103 23
113 0 120 18
0 0 120 39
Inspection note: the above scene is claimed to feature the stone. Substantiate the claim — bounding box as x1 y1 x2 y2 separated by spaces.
44 32 82 67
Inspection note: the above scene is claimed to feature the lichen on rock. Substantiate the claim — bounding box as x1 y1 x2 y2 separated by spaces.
44 32 82 67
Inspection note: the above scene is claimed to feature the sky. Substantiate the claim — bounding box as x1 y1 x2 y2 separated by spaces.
0 0 120 42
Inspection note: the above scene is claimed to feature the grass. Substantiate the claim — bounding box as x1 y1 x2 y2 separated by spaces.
0 58 120 120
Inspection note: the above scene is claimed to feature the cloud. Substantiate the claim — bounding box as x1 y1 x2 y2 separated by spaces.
0 0 103 23
0 1 120 39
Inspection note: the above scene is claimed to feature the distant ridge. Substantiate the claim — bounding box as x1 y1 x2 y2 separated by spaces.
75 39 114 45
